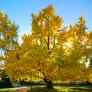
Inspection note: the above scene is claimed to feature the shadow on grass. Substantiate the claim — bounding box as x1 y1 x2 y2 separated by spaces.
1 85 92 92
26 85 92 92
69 85 92 92
70 87 92 92
27 87 59 92
0 87 29 92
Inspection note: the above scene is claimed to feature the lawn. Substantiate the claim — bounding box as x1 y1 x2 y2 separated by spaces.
0 85 92 92
27 85 92 92
0 88 17 92
0 87 29 92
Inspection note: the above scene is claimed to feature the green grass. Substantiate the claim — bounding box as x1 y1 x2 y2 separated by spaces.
0 85 92 92
54 85 92 92
0 87 29 92
0 88 17 91
27 85 92 92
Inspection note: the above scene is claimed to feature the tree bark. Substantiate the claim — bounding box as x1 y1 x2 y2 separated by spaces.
44 77 53 89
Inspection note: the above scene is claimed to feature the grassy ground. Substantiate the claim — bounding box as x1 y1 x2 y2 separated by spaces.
0 88 17 92
27 85 92 92
0 87 29 92
0 85 92 92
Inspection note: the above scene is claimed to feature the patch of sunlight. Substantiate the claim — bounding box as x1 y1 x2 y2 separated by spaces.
63 41 73 49
54 86 71 92
0 88 17 91
85 59 90 67
66 42 72 48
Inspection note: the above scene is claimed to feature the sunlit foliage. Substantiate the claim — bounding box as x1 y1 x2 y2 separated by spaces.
1 6 92 88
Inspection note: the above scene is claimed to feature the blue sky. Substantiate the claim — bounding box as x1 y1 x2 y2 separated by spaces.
0 0 92 38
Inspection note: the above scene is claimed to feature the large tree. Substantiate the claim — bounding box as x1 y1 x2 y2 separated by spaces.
31 5 63 88
4 6 92 88
5 5 64 88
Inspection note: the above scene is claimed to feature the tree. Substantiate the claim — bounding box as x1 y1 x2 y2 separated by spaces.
31 5 64 88
0 12 18 87
4 6 92 89
57 16 92 82
0 11 18 63
0 12 18 51
0 70 12 88
5 5 63 88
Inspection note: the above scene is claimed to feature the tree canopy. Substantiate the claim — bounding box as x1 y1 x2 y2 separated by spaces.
0 5 92 88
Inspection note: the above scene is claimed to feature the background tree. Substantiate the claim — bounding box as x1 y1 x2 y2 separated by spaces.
0 70 12 88
4 5 92 89
57 16 92 83
0 12 18 87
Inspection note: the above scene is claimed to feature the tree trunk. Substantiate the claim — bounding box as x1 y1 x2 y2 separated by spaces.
44 77 53 89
